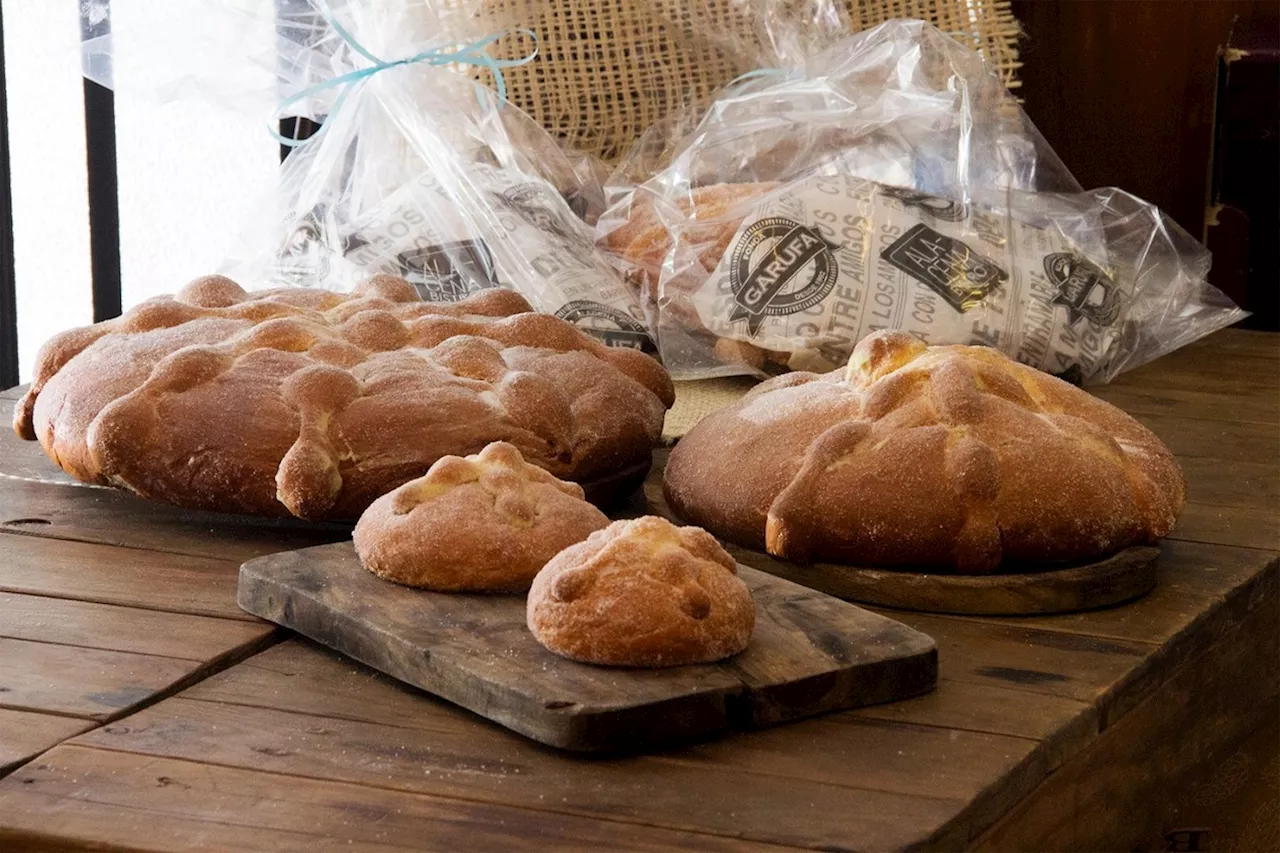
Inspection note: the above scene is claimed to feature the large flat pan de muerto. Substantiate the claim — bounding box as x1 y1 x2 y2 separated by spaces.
14 274 674 520
663 331 1186 574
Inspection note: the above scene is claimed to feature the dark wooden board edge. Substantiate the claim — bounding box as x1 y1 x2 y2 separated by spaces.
720 545 1161 617
238 545 938 754
644 467 1160 616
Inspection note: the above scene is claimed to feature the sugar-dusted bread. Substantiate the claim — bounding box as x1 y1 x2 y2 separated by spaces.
601 182 779 298
527 516 755 667
14 274 674 520
664 330 1187 573
354 442 609 592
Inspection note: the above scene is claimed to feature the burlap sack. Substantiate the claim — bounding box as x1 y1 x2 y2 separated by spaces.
471 0 1021 163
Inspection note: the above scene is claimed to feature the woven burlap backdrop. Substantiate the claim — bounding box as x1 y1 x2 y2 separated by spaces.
468 0 1021 163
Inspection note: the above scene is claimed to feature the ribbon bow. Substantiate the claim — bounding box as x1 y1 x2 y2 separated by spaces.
272 0 538 147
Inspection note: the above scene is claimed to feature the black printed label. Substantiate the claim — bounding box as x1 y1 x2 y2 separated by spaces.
397 239 500 302
880 223 1007 312
879 185 969 222
497 183 578 245
555 300 656 353
1044 252 1120 327
728 217 840 336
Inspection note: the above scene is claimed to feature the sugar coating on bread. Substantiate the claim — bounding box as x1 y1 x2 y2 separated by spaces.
14 274 674 520
527 516 755 667
664 330 1187 573
354 442 609 592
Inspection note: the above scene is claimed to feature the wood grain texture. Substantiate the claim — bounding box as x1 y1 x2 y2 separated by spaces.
1172 500 1280 551
0 636 211 720
0 426 349 562
899 551 1278 734
0 746 795 853
0 422 82 485
0 590 270 660
970 574 1280 851
189 639 1091 752
1089 382 1279 426
0 532 256 621
237 541 937 752
66 689 1018 851
0 709 92 776
1118 410 1279 463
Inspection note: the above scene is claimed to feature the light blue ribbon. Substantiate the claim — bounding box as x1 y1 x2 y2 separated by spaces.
272 0 538 147
727 67 791 89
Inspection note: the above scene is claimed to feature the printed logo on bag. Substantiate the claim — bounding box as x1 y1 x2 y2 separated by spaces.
277 211 332 283
555 301 656 353
880 186 969 222
881 223 1007 312
728 217 840 336
498 183 578 244
397 239 500 302
1043 252 1121 327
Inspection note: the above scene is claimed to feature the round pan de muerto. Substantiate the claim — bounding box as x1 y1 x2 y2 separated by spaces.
13 274 673 520
528 516 755 667
354 441 609 592
664 330 1185 573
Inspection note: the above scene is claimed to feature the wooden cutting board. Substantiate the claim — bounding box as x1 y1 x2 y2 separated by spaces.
238 542 937 753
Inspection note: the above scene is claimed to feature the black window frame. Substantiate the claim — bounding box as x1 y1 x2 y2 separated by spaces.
0 0 319 388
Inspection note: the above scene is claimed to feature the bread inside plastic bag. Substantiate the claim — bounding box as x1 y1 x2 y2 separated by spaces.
598 19 1245 383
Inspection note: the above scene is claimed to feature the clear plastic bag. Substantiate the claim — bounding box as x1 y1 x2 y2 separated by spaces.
84 0 659 352
598 19 1245 382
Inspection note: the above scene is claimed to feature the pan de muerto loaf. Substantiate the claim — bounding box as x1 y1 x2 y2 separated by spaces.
664 330 1185 573
354 442 609 592
527 516 755 667
14 274 674 520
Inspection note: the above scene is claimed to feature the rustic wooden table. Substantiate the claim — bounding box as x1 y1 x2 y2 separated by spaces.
0 329 1276 852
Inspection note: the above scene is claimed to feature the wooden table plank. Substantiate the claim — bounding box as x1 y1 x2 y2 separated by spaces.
0 476 349 563
0 746 794 853
1120 410 1276 464
1177 457 1279 510
29 508 1275 849
0 591 270 660
66 689 982 851
1090 383 1279 425
898 541 1278 729
0 637 213 719
0 531 278 760
971 581 1279 851
0 532 260 621
1103 329 1278 385
0 630 274 722
1171 501 1280 551
177 639 1087 747
0 709 92 775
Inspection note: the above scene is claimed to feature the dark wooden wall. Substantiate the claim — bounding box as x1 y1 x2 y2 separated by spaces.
1011 0 1278 240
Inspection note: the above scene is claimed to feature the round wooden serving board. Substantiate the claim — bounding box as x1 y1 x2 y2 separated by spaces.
723 544 1161 616
643 464 1160 616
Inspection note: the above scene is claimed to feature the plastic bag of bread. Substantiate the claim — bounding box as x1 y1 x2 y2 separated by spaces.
224 0 666 352
597 19 1245 382
83 0 656 352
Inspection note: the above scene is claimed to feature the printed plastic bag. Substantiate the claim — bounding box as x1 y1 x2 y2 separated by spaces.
83 0 658 352
231 1 664 350
599 19 1245 382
